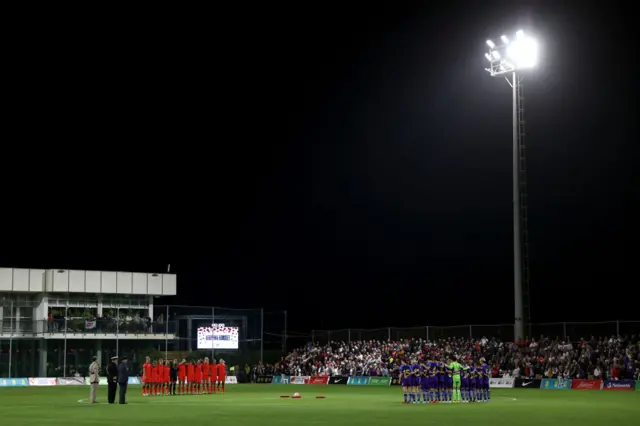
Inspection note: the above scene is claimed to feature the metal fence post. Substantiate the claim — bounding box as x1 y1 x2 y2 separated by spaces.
164 305 169 360
328 330 331 343
260 308 264 362
388 328 391 341
63 304 68 377
211 307 215 362
348 329 351 344
469 325 473 339
117 306 121 357
426 326 429 341
283 310 287 354
562 322 567 340
8 301 13 378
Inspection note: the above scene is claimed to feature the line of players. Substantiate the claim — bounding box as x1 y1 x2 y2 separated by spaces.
400 357 491 404
142 357 227 396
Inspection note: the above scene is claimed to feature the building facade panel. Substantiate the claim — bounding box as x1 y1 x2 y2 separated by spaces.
29 269 45 292
0 268 12 291
101 271 117 293
116 272 133 294
69 270 85 292
85 270 101 293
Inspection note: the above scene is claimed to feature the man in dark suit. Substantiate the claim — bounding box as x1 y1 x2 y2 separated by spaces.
107 356 119 404
170 359 178 395
118 356 129 404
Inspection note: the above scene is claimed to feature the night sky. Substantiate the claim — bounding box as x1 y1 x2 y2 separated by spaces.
2 2 638 333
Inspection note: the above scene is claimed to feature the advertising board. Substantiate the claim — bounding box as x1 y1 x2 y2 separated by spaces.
540 379 572 389
571 379 602 390
488 378 514 388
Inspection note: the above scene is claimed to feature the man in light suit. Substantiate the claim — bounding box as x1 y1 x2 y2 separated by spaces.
89 356 100 403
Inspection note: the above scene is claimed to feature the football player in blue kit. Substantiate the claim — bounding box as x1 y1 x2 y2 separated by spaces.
479 358 491 402
470 364 479 402
443 364 453 403
437 359 447 402
419 361 430 403
410 360 422 403
400 361 412 404
461 363 470 402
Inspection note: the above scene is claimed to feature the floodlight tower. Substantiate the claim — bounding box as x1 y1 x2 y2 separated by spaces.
484 30 538 341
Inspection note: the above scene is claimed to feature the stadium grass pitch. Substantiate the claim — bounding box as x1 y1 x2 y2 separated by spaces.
0 385 638 426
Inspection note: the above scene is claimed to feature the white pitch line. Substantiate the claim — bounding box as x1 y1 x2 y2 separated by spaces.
8 405 45 409
495 396 517 401
76 399 145 406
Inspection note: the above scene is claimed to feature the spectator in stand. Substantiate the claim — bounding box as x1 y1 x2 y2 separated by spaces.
610 358 620 380
381 364 389 377
593 365 602 380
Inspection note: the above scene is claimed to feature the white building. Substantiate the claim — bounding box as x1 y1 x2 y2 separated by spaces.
0 267 177 378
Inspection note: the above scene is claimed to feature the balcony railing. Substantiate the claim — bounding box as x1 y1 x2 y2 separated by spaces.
0 319 178 336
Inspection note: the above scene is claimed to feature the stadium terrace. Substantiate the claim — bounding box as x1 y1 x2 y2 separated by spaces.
253 336 640 381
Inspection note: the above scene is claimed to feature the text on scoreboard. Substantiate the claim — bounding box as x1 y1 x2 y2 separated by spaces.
197 324 239 349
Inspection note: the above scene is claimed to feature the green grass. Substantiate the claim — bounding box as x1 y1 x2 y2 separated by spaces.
0 385 638 426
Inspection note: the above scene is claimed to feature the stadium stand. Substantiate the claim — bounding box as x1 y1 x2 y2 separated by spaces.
253 335 640 380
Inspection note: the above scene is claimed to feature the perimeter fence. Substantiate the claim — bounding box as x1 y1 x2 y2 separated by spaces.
310 320 640 345
0 303 288 378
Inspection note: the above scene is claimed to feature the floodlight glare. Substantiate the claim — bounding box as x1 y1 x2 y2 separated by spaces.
482 28 540 342
485 30 539 75
506 36 538 68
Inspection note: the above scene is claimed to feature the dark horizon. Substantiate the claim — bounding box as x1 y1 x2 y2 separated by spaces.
2 2 638 335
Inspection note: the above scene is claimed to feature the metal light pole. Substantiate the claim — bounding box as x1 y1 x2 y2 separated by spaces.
484 30 538 341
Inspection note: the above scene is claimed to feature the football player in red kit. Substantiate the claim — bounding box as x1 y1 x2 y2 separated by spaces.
217 359 226 393
194 360 203 394
178 359 187 395
163 360 171 395
142 357 152 396
153 360 161 395
187 360 195 394
203 357 212 394
210 358 218 393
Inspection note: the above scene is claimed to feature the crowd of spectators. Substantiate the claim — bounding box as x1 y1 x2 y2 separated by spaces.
253 335 640 381
47 311 170 334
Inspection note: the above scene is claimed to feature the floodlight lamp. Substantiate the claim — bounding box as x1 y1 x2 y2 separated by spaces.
516 30 524 40
506 36 538 68
491 50 501 60
486 39 495 49
485 53 492 61
501 35 509 44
